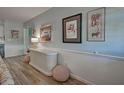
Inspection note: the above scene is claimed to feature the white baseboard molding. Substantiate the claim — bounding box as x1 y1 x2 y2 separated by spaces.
5 54 24 58
70 73 95 85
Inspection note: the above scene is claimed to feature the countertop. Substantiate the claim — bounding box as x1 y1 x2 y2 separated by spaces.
30 48 58 55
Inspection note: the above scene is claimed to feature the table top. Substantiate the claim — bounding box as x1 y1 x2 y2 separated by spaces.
30 48 58 55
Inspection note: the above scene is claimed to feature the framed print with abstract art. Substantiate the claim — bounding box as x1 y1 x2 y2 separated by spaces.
87 8 105 41
40 24 52 43
62 13 82 43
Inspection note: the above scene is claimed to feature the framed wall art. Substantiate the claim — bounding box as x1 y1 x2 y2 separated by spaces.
11 30 19 39
87 8 105 41
40 24 52 43
32 28 37 38
62 13 82 43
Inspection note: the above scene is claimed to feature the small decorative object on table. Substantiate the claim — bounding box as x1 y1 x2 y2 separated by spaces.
31 37 39 48
24 49 30 64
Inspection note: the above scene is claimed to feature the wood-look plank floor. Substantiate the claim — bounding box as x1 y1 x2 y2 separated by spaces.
4 56 86 85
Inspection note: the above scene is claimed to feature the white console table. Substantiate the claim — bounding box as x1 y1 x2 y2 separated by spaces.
29 48 58 76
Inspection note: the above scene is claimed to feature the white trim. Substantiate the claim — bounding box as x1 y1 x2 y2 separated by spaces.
43 47 124 61
30 48 58 56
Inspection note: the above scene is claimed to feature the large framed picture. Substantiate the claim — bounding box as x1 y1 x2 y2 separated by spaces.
62 13 82 43
87 8 105 41
40 24 52 43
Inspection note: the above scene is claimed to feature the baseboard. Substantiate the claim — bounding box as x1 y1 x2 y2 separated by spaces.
70 73 95 85
5 54 24 58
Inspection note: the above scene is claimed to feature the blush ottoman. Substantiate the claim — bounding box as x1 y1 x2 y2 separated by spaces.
52 65 70 82
24 54 30 64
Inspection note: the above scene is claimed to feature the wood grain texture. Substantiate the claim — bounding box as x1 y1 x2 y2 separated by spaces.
4 56 86 85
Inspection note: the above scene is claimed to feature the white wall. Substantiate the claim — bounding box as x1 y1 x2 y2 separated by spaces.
40 47 124 85
25 7 124 84
25 7 124 57
56 48 124 85
0 25 4 42
4 20 24 57
23 27 30 53
0 25 4 38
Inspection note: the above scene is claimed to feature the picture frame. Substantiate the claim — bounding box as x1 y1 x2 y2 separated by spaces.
11 30 19 39
40 24 52 43
87 8 105 41
32 28 37 38
62 13 82 43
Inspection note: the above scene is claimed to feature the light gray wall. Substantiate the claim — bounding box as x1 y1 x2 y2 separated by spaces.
25 7 124 57
50 48 124 84
4 20 24 57
25 7 124 84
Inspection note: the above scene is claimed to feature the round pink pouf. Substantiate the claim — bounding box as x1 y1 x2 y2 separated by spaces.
24 54 30 64
52 65 70 82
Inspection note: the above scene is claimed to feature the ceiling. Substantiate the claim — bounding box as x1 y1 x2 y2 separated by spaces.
0 7 51 23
